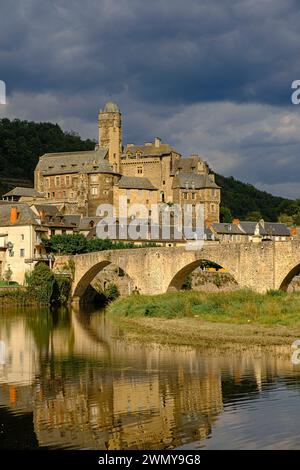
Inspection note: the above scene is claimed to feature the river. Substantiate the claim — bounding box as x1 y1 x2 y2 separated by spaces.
0 306 300 450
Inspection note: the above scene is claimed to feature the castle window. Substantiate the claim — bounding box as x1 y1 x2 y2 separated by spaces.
55 176 60 186
20 249 25 257
91 187 98 196
183 192 188 200
66 176 70 186
89 220 95 228
63 191 66 198
192 192 196 200
91 174 98 182
52 192 55 197
47 193 50 198
163 180 165 185
137 166 143 174
106 177 111 183
113 153 116 160
46 178 50 188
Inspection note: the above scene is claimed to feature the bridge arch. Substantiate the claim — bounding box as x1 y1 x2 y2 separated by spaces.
279 263 300 291
73 260 134 303
167 258 239 291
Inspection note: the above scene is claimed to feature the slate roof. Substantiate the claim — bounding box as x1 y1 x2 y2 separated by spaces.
212 221 291 237
77 217 102 231
123 143 177 158
3 187 45 198
263 222 291 237
212 223 243 235
45 214 81 228
31 204 59 217
172 173 220 189
118 176 158 190
173 156 206 173
0 203 41 226
35 147 117 176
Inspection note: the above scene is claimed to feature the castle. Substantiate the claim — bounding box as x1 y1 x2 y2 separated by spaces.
33 102 221 223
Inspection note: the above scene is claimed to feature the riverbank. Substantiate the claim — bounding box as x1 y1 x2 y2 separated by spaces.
107 290 300 349
0 288 37 306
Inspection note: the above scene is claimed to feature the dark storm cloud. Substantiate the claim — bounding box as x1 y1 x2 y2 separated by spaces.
1 0 300 198
1 0 300 106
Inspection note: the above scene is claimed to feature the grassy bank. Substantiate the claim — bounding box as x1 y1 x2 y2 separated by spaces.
0 288 37 306
107 290 300 348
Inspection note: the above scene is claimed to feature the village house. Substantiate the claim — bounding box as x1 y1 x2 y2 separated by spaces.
211 219 292 242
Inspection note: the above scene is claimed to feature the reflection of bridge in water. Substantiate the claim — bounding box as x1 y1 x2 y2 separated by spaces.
54 241 300 303
0 309 299 449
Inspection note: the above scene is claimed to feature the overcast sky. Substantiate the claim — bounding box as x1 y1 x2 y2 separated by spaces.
1 0 300 198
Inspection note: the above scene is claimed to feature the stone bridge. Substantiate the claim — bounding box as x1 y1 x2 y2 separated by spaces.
53 241 300 303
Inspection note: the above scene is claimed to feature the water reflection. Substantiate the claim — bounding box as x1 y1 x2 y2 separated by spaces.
0 306 300 449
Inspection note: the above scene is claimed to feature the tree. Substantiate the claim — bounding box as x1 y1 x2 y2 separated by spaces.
278 213 294 226
293 211 300 226
43 234 136 255
3 266 12 283
220 206 232 223
246 211 263 221
26 263 55 304
42 233 88 254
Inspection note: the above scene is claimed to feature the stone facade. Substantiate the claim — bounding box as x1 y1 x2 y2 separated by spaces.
32 102 220 222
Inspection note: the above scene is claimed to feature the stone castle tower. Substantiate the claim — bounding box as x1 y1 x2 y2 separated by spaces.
98 101 122 172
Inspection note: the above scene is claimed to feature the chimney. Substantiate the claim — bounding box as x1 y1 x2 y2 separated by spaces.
232 218 240 225
39 210 46 222
154 137 161 148
10 207 18 225
205 217 213 228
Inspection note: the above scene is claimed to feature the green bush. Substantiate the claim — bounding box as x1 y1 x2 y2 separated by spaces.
102 283 120 302
26 263 55 304
25 263 71 305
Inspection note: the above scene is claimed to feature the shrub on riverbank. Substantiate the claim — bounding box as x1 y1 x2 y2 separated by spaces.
25 263 71 305
0 288 34 306
107 289 300 326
